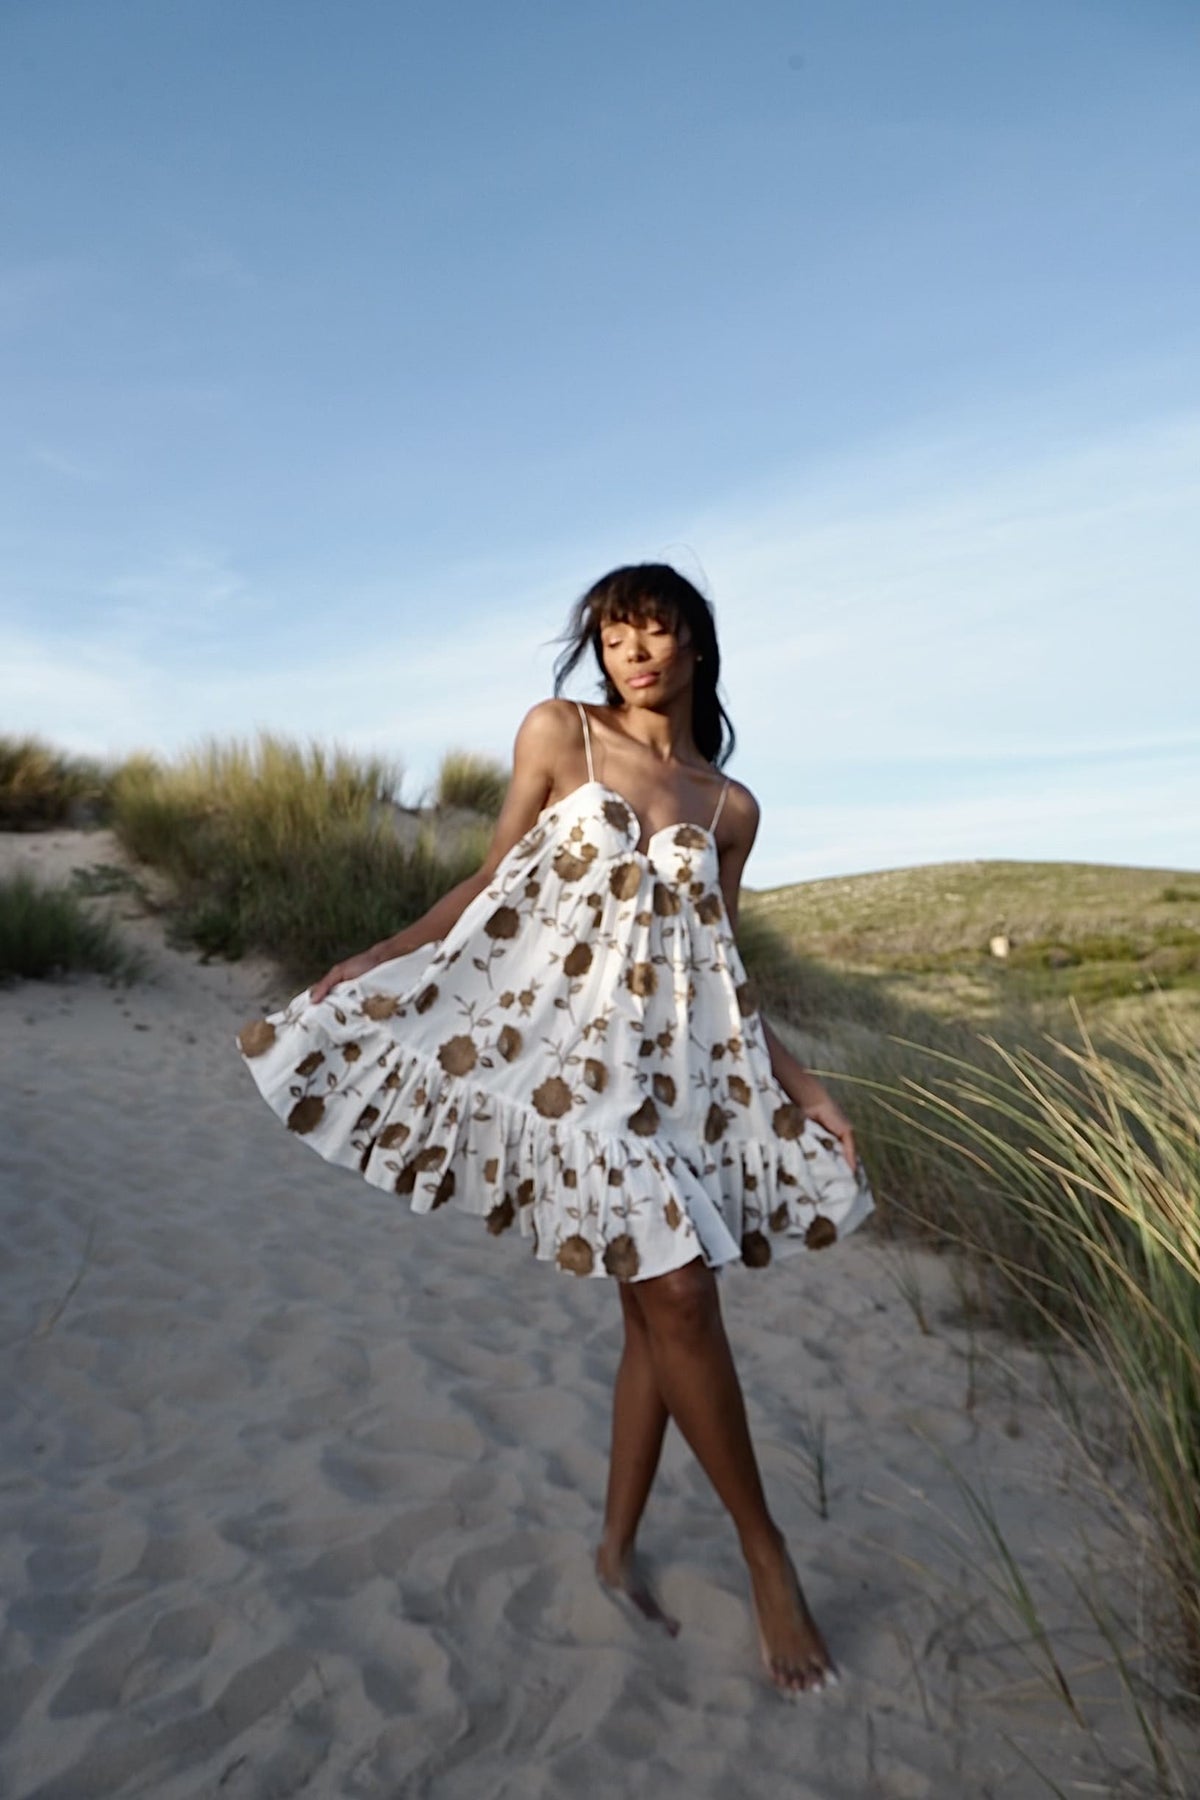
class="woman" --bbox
[239,563,875,1694]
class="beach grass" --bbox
[738,904,1200,1695]
[858,1004,1200,1694]
[0,870,140,983]
[0,734,112,830]
[435,749,509,818]
[109,734,404,870]
[108,733,490,984]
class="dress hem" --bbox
[237,980,876,1283]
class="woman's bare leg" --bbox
[595,1281,679,1634]
[630,1256,836,1693]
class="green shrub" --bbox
[0,735,111,828]
[0,871,139,982]
[109,733,489,986]
[435,749,509,818]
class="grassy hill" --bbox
[743,858,1200,1024]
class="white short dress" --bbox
[238,701,875,1280]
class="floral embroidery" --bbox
[628,1097,660,1135]
[557,1234,594,1274]
[361,993,400,1020]
[484,905,520,940]
[772,1102,805,1140]
[626,962,657,998]
[553,845,597,882]
[287,1095,324,1134]
[741,1230,771,1267]
[603,1233,641,1279]
[238,1018,276,1057]
[437,1035,477,1076]
[704,1102,729,1143]
[532,1075,573,1119]
[563,942,593,977]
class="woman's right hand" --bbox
[310,948,383,1005]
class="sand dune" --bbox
[0,829,1188,1798]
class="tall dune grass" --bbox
[741,911,1200,1689]
[111,735,402,870]
[435,748,509,817]
[858,1004,1200,1690]
[109,734,490,984]
[0,735,111,829]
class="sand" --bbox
[1,829,1189,1799]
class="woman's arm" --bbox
[310,699,577,1002]
[717,787,859,1172]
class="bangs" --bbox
[594,590,684,633]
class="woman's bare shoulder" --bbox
[512,696,582,761]
[720,777,761,848]
[508,698,593,795]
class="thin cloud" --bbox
[174,246,259,293]
[699,407,1197,772]
[0,257,99,332]
[29,447,103,482]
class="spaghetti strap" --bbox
[709,777,731,834]
[574,700,596,784]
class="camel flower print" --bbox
[532,1076,573,1119]
[484,905,521,940]
[563,942,593,978]
[626,962,657,998]
[239,1018,276,1057]
[438,1035,478,1077]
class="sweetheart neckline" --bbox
[535,779,719,858]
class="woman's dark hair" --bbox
[552,563,736,768]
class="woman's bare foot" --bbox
[595,1541,680,1637]
[745,1535,837,1694]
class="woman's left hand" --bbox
[794,1071,859,1174]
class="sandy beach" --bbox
[1,828,1185,1799]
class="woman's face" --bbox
[600,613,695,706]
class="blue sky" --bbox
[2,0,1197,884]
